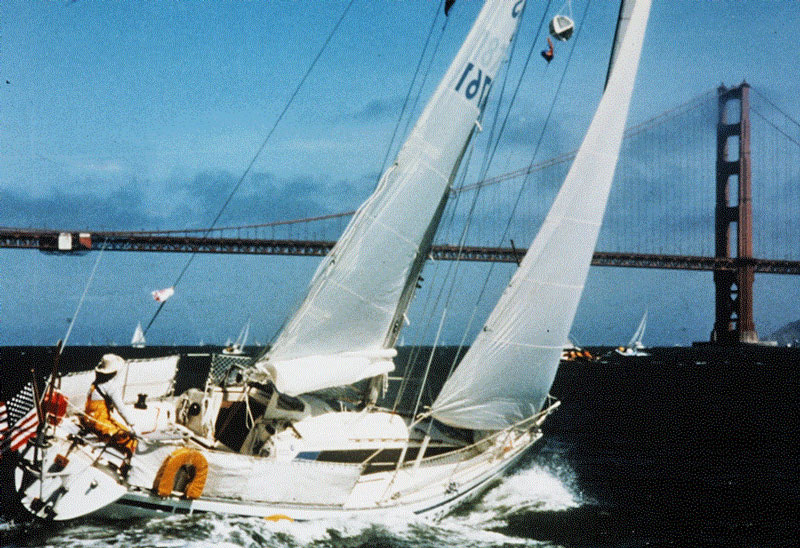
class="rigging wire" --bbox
[392,129,481,412]
[378,1,447,176]
[143,0,357,337]
[391,121,479,411]
[441,0,595,387]
[61,241,108,351]
[396,0,561,412]
[433,0,575,380]
[398,13,452,157]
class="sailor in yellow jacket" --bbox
[81,354,139,456]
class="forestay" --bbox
[258,0,529,396]
[432,0,652,430]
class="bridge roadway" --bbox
[2,228,799,274]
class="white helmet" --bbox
[95,353,124,375]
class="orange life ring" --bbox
[153,448,208,499]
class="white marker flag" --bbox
[152,287,175,303]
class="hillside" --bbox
[770,319,800,346]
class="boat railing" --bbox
[361,396,561,493]
[407,396,561,469]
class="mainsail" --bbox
[432,0,651,430]
[605,0,636,89]
[258,0,528,396]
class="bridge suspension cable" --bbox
[2,87,798,272]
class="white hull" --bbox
[15,400,556,523]
[94,434,537,522]
[614,348,650,357]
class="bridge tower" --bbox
[711,82,758,344]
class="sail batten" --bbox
[432,0,652,430]
[257,0,528,396]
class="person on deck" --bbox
[81,353,139,456]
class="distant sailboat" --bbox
[615,310,650,356]
[131,322,146,348]
[223,320,250,355]
[562,337,595,362]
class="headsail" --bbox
[432,0,651,430]
[258,0,528,396]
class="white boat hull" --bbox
[14,415,544,523]
[94,431,539,522]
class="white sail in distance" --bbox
[131,322,145,348]
[432,0,652,430]
[258,0,529,396]
[627,310,647,348]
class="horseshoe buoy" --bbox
[153,448,208,499]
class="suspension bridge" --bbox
[2,83,799,343]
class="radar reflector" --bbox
[549,15,575,41]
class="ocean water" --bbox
[1,345,797,547]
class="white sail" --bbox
[627,310,647,348]
[432,0,651,430]
[605,0,636,89]
[131,322,145,348]
[258,0,528,396]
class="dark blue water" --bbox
[1,345,798,547]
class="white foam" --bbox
[486,463,581,512]
[439,454,582,533]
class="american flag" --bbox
[0,382,39,456]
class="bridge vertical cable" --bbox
[750,88,800,262]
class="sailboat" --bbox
[13,0,651,521]
[131,322,146,348]
[615,310,650,357]
[222,321,250,355]
[562,337,595,362]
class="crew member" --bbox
[81,354,139,456]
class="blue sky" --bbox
[2,0,799,347]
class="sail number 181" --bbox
[455,63,492,107]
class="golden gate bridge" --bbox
[3,84,800,343]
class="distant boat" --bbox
[222,321,250,355]
[131,322,146,348]
[615,310,650,357]
[561,338,595,362]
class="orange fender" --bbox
[153,448,208,499]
